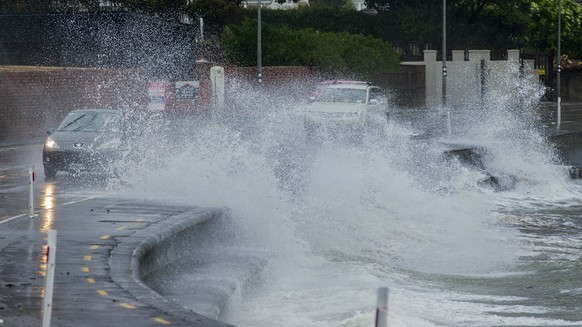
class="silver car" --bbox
[42,109,122,179]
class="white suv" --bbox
[304,81,389,139]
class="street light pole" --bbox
[557,0,562,132]
[442,0,447,108]
[443,0,451,136]
[257,0,263,88]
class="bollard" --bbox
[557,97,562,133]
[42,230,57,326]
[42,229,57,327]
[28,165,36,218]
[375,287,389,327]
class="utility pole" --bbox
[557,0,562,132]
[443,0,451,136]
[442,0,447,108]
[257,0,263,89]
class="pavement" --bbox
[0,197,236,327]
[539,102,582,135]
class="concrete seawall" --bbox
[109,206,235,326]
[111,205,272,325]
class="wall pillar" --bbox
[452,50,465,62]
[424,50,438,108]
[507,49,520,62]
[468,50,490,62]
[210,66,225,119]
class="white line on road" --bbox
[0,197,94,226]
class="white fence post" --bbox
[42,229,57,327]
[375,287,389,327]
[210,66,225,119]
[28,165,36,218]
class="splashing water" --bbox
[111,71,582,326]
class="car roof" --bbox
[320,80,368,85]
[68,108,120,114]
[325,83,374,90]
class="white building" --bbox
[242,0,309,9]
[351,0,366,11]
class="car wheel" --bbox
[44,166,56,180]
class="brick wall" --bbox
[0,64,321,143]
[195,63,321,108]
[224,65,320,101]
[0,66,147,142]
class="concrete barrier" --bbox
[110,207,235,326]
[110,206,273,325]
[133,208,220,280]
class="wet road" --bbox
[2,103,582,326]
[0,140,232,327]
[0,142,44,221]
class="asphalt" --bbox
[0,197,235,327]
[1,102,582,327]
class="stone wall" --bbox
[198,64,321,102]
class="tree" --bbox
[526,0,582,59]
[221,18,400,80]
[186,0,243,36]
[361,0,582,59]
[0,0,106,12]
[123,0,187,17]
[309,0,353,11]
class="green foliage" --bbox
[123,0,187,15]
[241,7,438,58]
[244,0,582,60]
[526,0,582,58]
[3,0,581,60]
[309,0,353,11]
[221,17,400,80]
[186,0,243,36]
[0,0,110,12]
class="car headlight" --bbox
[45,137,59,149]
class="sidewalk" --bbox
[0,197,233,327]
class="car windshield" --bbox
[57,111,120,133]
[317,88,366,103]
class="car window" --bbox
[317,88,366,103]
[370,88,382,100]
[369,88,386,103]
[58,112,120,133]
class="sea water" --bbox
[113,79,582,326]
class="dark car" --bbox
[43,109,122,179]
